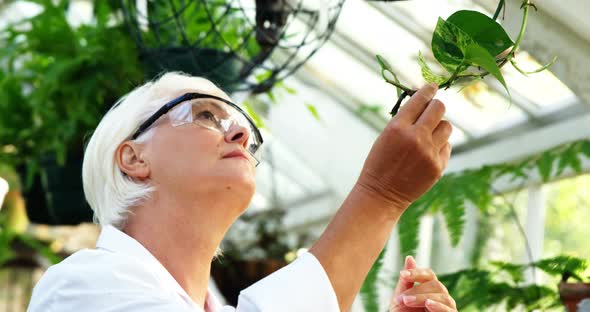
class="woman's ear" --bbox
[116,141,150,180]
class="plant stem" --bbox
[439,63,466,89]
[383,79,415,95]
[493,0,505,21]
[508,0,530,56]
[390,90,409,116]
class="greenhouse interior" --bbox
[0,0,589,311]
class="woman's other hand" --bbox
[390,256,457,312]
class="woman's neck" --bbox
[123,192,239,308]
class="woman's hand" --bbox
[356,83,452,214]
[390,256,457,312]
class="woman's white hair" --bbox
[82,72,230,229]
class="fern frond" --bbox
[533,255,588,281]
[360,246,387,312]
[398,199,430,258]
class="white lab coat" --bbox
[28,225,340,312]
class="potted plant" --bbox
[0,0,145,224]
[560,274,590,312]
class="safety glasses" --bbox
[131,93,264,166]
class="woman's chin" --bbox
[219,171,255,194]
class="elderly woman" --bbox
[28,73,456,312]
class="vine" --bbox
[376,0,555,116]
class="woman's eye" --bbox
[196,110,217,121]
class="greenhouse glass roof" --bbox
[3,0,589,224]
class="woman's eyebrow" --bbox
[199,99,230,117]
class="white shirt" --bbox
[28,225,339,312]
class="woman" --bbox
[28,72,456,312]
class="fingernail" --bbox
[395,295,403,305]
[400,270,410,278]
[430,82,439,90]
[426,299,434,306]
[403,295,416,304]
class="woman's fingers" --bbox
[399,267,438,283]
[401,280,449,296]
[416,99,446,131]
[394,256,418,296]
[398,293,456,309]
[432,120,453,149]
[425,298,457,312]
[396,83,439,124]
[440,142,451,170]
[391,265,458,312]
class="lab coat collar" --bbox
[96,225,222,312]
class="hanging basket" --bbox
[141,47,242,93]
[120,0,345,93]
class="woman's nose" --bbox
[224,124,250,148]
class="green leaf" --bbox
[276,81,296,95]
[242,101,265,129]
[376,54,402,97]
[94,0,111,27]
[431,17,474,72]
[266,91,277,105]
[536,151,554,183]
[357,104,382,116]
[534,256,588,281]
[18,233,62,265]
[490,261,525,283]
[437,176,466,246]
[398,198,430,258]
[376,54,393,72]
[447,10,514,57]
[255,71,272,83]
[463,43,509,95]
[556,144,582,175]
[305,103,321,122]
[360,246,387,312]
[581,141,590,159]
[418,51,448,85]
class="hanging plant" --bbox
[376,0,555,116]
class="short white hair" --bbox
[82,72,230,229]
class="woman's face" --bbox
[143,100,257,215]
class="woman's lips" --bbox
[223,150,249,161]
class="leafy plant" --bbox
[399,139,590,258]
[0,211,61,267]
[439,255,589,311]
[0,0,145,184]
[358,137,590,310]
[376,0,555,116]
[359,254,588,312]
